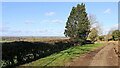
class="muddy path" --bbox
[66,43,118,66]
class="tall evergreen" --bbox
[64,3,90,44]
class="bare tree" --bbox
[88,14,98,25]
[88,14,103,36]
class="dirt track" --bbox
[66,43,118,66]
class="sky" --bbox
[1,2,118,36]
[2,0,119,2]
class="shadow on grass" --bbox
[2,39,93,68]
[2,40,76,68]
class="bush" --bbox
[88,28,98,43]
[99,36,105,41]
[112,30,120,41]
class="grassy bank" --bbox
[23,43,106,66]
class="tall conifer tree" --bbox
[64,3,90,44]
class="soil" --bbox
[65,43,118,66]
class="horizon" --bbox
[1,36,66,37]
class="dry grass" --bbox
[1,37,69,43]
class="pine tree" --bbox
[64,3,90,44]
[64,7,76,38]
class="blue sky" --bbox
[2,2,118,36]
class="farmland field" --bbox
[1,37,108,68]
[1,37,69,43]
[1,37,73,68]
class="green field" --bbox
[23,43,106,66]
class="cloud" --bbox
[59,28,65,33]
[24,30,34,33]
[11,30,22,33]
[45,12,55,16]
[110,24,118,30]
[114,24,118,29]
[36,29,48,33]
[41,20,49,23]
[103,24,118,35]
[104,9,111,14]
[41,19,63,24]
[24,20,33,24]
[0,26,9,32]
[3,22,9,24]
[52,19,62,23]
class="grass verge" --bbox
[22,43,106,66]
